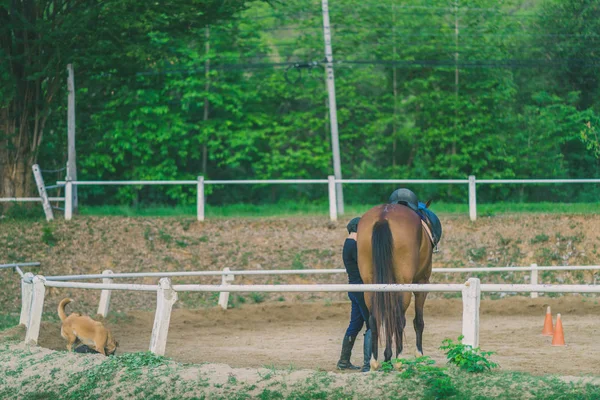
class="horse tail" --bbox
[371,219,404,349]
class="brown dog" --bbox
[58,298,118,356]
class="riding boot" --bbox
[361,329,372,372]
[336,335,360,370]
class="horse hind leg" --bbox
[413,291,428,356]
[369,315,380,371]
[394,292,410,359]
[384,335,393,362]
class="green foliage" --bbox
[531,234,550,244]
[249,292,266,304]
[381,356,458,399]
[0,314,20,332]
[41,225,57,247]
[62,352,168,399]
[4,0,600,206]
[440,336,499,373]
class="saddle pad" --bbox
[417,202,442,246]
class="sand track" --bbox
[23,296,600,376]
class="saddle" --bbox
[388,190,442,250]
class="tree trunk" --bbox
[1,1,59,200]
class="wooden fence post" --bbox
[197,176,205,222]
[25,275,46,345]
[218,267,235,310]
[468,175,477,222]
[530,264,539,299]
[32,164,54,221]
[461,277,480,348]
[328,175,337,222]
[65,179,73,221]
[149,278,177,356]
[19,272,35,327]
[97,270,114,317]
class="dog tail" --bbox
[58,298,73,321]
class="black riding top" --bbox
[342,239,363,285]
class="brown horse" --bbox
[357,203,433,370]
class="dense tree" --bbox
[0,0,263,199]
[3,0,600,206]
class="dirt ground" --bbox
[2,214,600,315]
[22,296,600,377]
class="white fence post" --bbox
[197,176,205,222]
[65,179,73,221]
[32,164,54,221]
[328,175,337,222]
[468,175,477,222]
[218,267,235,310]
[530,264,539,299]
[461,277,480,348]
[25,275,46,345]
[149,278,178,356]
[97,270,114,317]
[19,272,35,327]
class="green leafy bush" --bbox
[440,336,498,373]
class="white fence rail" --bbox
[19,275,600,358]
[0,262,41,278]
[34,264,600,315]
[48,176,600,222]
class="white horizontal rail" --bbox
[0,197,64,202]
[173,283,465,292]
[43,265,600,281]
[45,269,344,281]
[0,262,41,269]
[58,180,197,185]
[57,179,328,185]
[43,281,158,291]
[477,179,600,184]
[337,179,469,184]
[206,179,328,184]
[42,281,600,294]
[481,284,600,293]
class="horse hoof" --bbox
[394,361,403,372]
[415,350,424,358]
[370,359,379,371]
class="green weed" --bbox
[250,292,266,304]
[530,234,550,244]
[41,225,57,247]
[0,314,20,331]
[440,336,498,373]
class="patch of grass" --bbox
[467,247,486,261]
[292,254,305,270]
[249,293,266,304]
[0,314,20,331]
[41,225,57,247]
[227,373,238,385]
[530,233,550,244]
[1,203,44,220]
[158,230,172,243]
[175,239,188,248]
[69,201,600,219]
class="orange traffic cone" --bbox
[551,313,566,346]
[542,306,554,336]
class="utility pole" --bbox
[67,64,78,212]
[321,0,344,215]
[202,25,210,176]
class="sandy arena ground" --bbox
[29,296,600,376]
